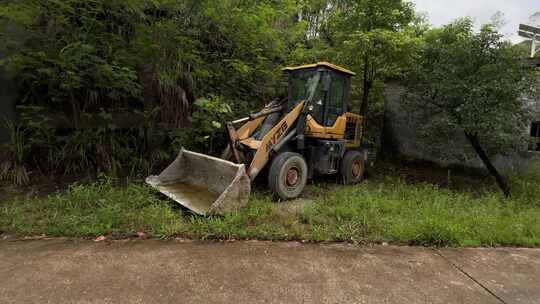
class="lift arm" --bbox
[247,101,305,180]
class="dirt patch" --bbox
[278,197,313,214]
[371,159,495,195]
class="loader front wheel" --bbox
[268,152,308,201]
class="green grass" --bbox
[1,165,539,247]
[301,179,540,246]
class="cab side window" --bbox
[325,74,345,126]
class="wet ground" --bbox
[1,239,539,304]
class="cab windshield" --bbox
[288,70,321,110]
[287,67,348,127]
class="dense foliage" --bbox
[2,0,317,128]
[0,0,307,181]
[0,0,421,183]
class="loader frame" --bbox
[148,62,367,215]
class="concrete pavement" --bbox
[0,239,539,304]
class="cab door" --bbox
[323,72,348,127]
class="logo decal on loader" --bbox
[266,121,288,153]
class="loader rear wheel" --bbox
[341,150,365,185]
[268,152,308,201]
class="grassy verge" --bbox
[1,165,539,247]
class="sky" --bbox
[412,0,540,43]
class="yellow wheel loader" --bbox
[147,62,366,215]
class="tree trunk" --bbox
[464,132,510,197]
[70,93,80,129]
[360,79,371,116]
[360,58,372,117]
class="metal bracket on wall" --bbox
[519,24,540,58]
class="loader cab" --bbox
[283,62,354,127]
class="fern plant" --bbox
[0,119,30,185]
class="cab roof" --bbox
[282,62,356,76]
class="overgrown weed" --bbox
[1,165,539,247]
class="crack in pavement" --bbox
[433,248,508,304]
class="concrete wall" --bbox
[383,80,539,174]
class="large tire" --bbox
[268,152,308,201]
[340,150,365,185]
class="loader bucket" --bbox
[146,149,251,215]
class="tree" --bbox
[284,0,423,117]
[529,11,540,27]
[404,19,537,197]
[490,11,507,30]
[330,0,420,116]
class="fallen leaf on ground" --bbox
[94,236,106,242]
